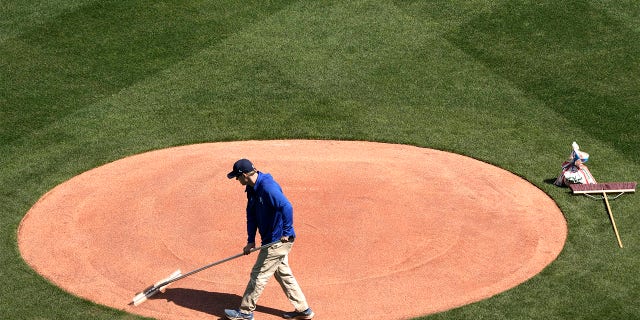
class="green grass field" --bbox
[2,1,639,319]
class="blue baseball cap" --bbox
[227,159,255,179]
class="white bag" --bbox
[554,142,597,187]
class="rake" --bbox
[130,241,280,306]
[570,182,636,248]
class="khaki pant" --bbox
[240,242,309,313]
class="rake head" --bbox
[570,182,636,194]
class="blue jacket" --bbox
[245,172,295,245]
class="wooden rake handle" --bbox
[602,191,623,248]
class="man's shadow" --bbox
[150,287,285,319]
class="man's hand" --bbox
[243,242,256,255]
[280,236,290,243]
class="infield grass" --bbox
[1,0,639,319]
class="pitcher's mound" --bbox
[18,140,566,320]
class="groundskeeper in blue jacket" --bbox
[245,172,296,246]
[224,158,314,320]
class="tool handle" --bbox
[156,240,280,289]
[602,192,624,248]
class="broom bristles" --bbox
[570,182,637,194]
[130,269,181,306]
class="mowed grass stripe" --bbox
[0,0,296,147]
[448,1,640,162]
[1,1,639,319]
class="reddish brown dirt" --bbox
[18,140,567,320]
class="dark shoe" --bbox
[283,307,315,319]
[225,309,254,320]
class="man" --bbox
[224,159,314,320]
